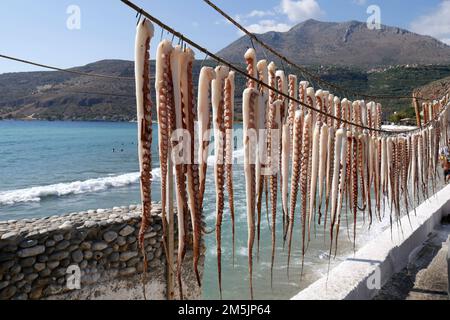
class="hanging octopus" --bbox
[197,67,216,210]
[300,112,312,273]
[224,71,236,265]
[211,65,229,299]
[155,39,174,276]
[268,100,281,287]
[286,109,304,276]
[243,88,259,300]
[182,48,203,288]
[134,19,154,298]
[169,46,189,299]
[256,59,269,259]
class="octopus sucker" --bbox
[286,109,304,276]
[224,71,236,266]
[155,39,174,275]
[243,88,259,299]
[134,19,154,299]
[211,65,230,299]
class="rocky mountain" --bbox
[2,19,450,121]
[217,19,450,68]
[1,59,450,121]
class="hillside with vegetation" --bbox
[1,60,450,122]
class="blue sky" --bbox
[0,0,449,74]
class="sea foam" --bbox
[0,170,159,206]
[0,146,246,206]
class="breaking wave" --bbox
[0,170,160,206]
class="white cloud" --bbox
[248,10,275,18]
[245,20,292,34]
[280,0,324,22]
[232,0,324,35]
[353,0,367,5]
[410,0,450,45]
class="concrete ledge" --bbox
[292,184,450,300]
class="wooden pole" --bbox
[166,146,175,300]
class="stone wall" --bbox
[0,203,203,300]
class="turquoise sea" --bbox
[1,120,438,299]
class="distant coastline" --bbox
[0,117,138,123]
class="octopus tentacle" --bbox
[281,123,290,245]
[256,59,269,259]
[317,123,329,224]
[170,46,189,299]
[197,67,216,210]
[134,19,154,299]
[334,129,350,256]
[182,48,203,287]
[329,127,347,259]
[243,88,259,299]
[268,100,281,287]
[308,118,321,243]
[155,40,174,276]
[300,112,312,274]
[245,49,257,89]
[212,65,230,299]
[276,70,288,238]
[286,109,303,276]
[224,71,236,266]
[351,135,358,250]
[283,74,298,244]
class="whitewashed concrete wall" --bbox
[292,183,450,300]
